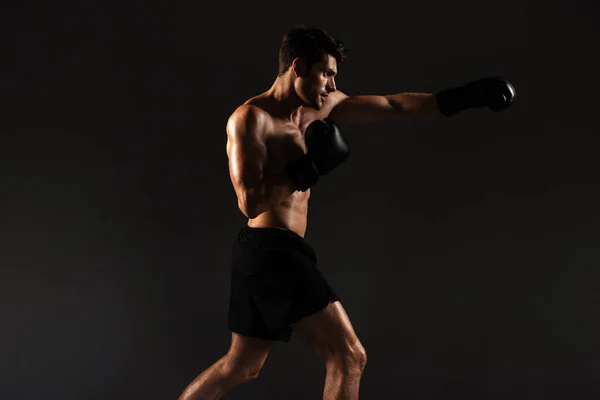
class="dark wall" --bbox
[4,1,600,399]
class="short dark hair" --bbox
[278,25,349,76]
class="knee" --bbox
[331,343,367,372]
[351,344,367,371]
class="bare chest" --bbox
[264,116,318,172]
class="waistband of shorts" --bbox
[237,225,316,260]
[239,226,305,243]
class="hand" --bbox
[305,118,350,175]
[436,77,516,117]
[284,118,350,191]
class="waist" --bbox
[233,224,318,267]
[240,225,306,244]
[248,208,307,238]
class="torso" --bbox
[242,95,324,238]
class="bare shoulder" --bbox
[315,90,349,120]
[226,104,271,140]
[330,90,349,106]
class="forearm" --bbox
[385,92,442,120]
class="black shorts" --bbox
[227,226,341,343]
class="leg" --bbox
[290,301,367,400]
[177,332,274,400]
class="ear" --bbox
[291,57,307,78]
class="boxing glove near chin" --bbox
[284,118,350,192]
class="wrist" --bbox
[436,86,468,117]
[283,153,319,192]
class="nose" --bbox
[326,77,336,93]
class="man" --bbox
[178,25,514,400]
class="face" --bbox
[294,54,337,110]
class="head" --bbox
[278,25,349,109]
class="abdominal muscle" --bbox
[247,188,311,238]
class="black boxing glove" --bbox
[284,118,350,192]
[436,77,516,117]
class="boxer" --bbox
[178,24,514,400]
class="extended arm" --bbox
[327,92,441,124]
[327,77,515,124]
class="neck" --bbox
[265,74,304,122]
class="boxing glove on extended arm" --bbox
[436,77,516,117]
[284,118,350,192]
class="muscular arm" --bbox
[326,91,442,124]
[226,106,298,219]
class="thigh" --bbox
[289,301,365,363]
[226,332,274,375]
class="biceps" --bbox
[328,95,394,124]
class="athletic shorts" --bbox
[227,226,341,343]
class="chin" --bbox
[312,97,324,110]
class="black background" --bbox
[4,1,600,399]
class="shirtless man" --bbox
[178,25,514,400]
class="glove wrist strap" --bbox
[284,154,320,192]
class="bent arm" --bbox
[226,106,298,219]
[327,91,441,124]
